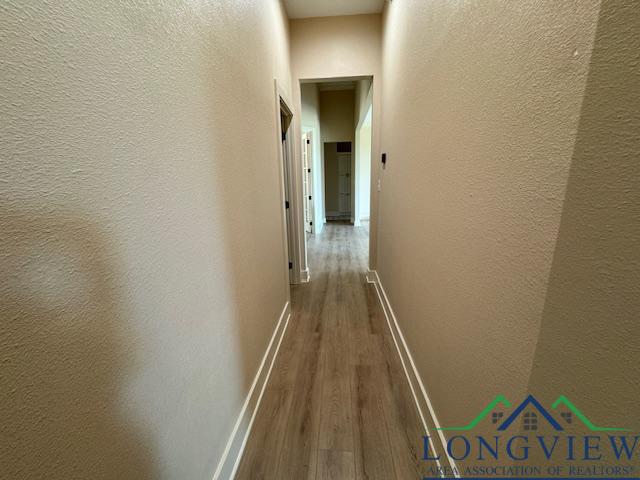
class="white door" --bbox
[338,153,351,215]
[302,133,314,233]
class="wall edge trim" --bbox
[366,270,460,477]
[212,301,292,480]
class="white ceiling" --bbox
[283,0,385,19]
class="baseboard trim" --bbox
[212,301,292,480]
[366,270,459,477]
[300,268,310,283]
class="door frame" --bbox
[274,80,308,284]
[302,131,315,234]
[354,83,374,227]
[337,151,352,218]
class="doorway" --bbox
[324,142,352,221]
[297,76,374,266]
[277,87,307,285]
[280,103,295,284]
[302,131,314,234]
[337,147,352,219]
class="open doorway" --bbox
[324,141,352,221]
[299,77,373,232]
[276,83,308,285]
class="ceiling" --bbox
[283,0,385,19]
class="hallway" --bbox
[236,223,426,479]
[2,1,639,478]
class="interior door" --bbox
[338,153,351,215]
[280,110,294,279]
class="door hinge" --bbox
[285,200,290,209]
[288,261,293,269]
[306,139,310,144]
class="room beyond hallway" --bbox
[236,223,426,479]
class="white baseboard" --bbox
[212,301,292,480]
[365,270,459,477]
[300,268,310,283]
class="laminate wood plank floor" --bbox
[236,223,428,480]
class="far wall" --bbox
[320,89,355,220]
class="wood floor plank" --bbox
[318,312,353,451]
[275,327,324,479]
[376,308,427,479]
[317,450,356,480]
[234,386,292,480]
[351,364,397,480]
[237,223,426,480]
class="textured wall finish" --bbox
[0,1,291,478]
[378,0,640,464]
[320,89,356,216]
[320,89,356,143]
[525,1,640,462]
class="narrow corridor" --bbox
[236,223,427,479]
[3,2,638,478]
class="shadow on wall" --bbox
[0,209,155,479]
[0,1,291,476]
[525,0,640,457]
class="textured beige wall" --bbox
[320,89,356,143]
[525,0,640,462]
[379,0,638,466]
[320,89,355,217]
[0,1,291,478]
[290,14,381,81]
[290,14,381,266]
